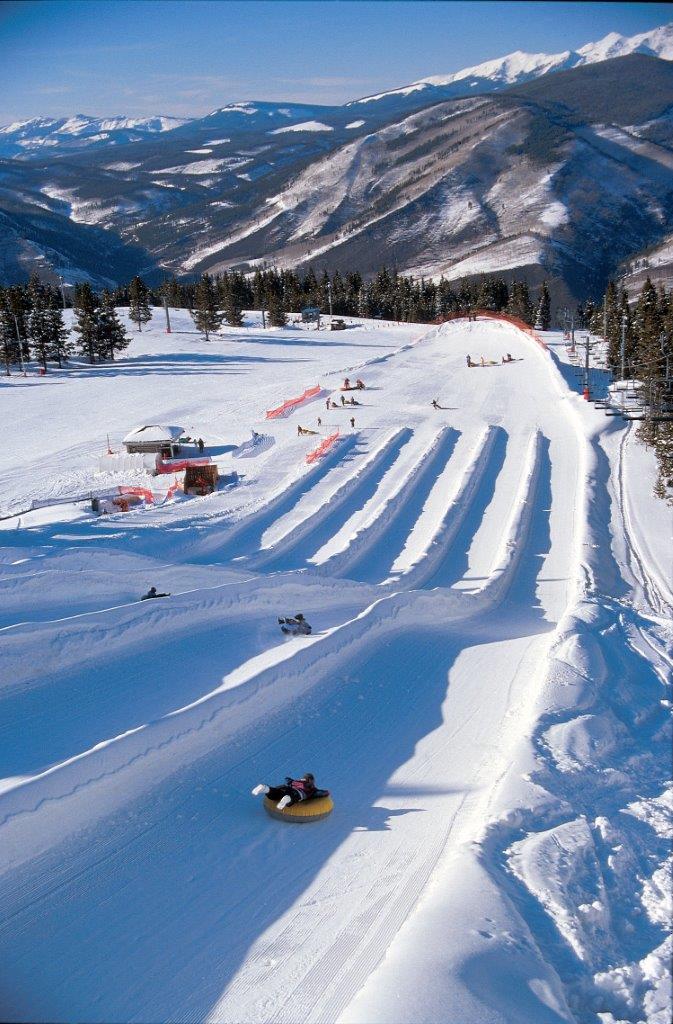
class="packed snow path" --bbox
[0,314,670,1024]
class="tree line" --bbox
[0,274,135,373]
[584,277,673,501]
[1,267,553,373]
[160,266,551,333]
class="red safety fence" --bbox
[434,310,548,350]
[306,430,340,464]
[156,456,212,475]
[165,477,183,501]
[118,485,155,504]
[266,385,322,420]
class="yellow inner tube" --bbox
[263,794,334,823]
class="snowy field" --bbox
[0,310,670,1024]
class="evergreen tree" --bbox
[191,274,224,340]
[5,285,29,361]
[72,282,99,363]
[252,269,266,312]
[302,267,319,308]
[161,276,182,308]
[537,281,551,330]
[218,273,245,327]
[632,277,662,389]
[97,289,130,360]
[0,289,21,374]
[603,281,622,369]
[507,281,533,324]
[27,283,51,371]
[458,279,475,315]
[618,288,636,380]
[266,284,288,327]
[476,276,497,311]
[358,284,373,319]
[45,301,72,368]
[128,276,152,332]
[492,278,509,312]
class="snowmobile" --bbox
[278,614,312,636]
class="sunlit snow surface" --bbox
[0,311,670,1024]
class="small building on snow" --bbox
[123,424,185,457]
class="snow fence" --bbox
[306,430,340,464]
[266,385,322,419]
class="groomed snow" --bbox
[0,311,669,1024]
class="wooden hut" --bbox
[123,425,185,457]
[184,464,219,495]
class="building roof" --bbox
[123,424,185,445]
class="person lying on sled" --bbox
[252,773,318,809]
[278,613,312,635]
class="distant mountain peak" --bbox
[349,21,673,105]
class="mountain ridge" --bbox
[1,30,672,302]
[3,22,672,156]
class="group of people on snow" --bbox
[466,353,515,368]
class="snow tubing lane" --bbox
[263,795,334,822]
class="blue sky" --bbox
[0,1,670,122]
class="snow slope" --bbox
[0,312,670,1024]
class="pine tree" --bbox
[632,277,662,389]
[537,281,551,330]
[72,282,99,363]
[302,267,319,308]
[161,276,182,308]
[476,277,497,311]
[0,289,21,374]
[222,288,244,328]
[266,285,287,327]
[97,289,130,360]
[218,273,245,327]
[5,285,29,361]
[603,281,622,369]
[507,281,533,324]
[128,276,152,332]
[45,302,72,367]
[27,284,51,372]
[191,274,224,340]
[358,284,373,319]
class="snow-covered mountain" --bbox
[350,22,673,106]
[1,25,673,295]
[0,113,189,158]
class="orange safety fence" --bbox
[266,385,322,419]
[435,309,548,350]
[118,485,155,504]
[306,430,340,465]
[165,476,184,500]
